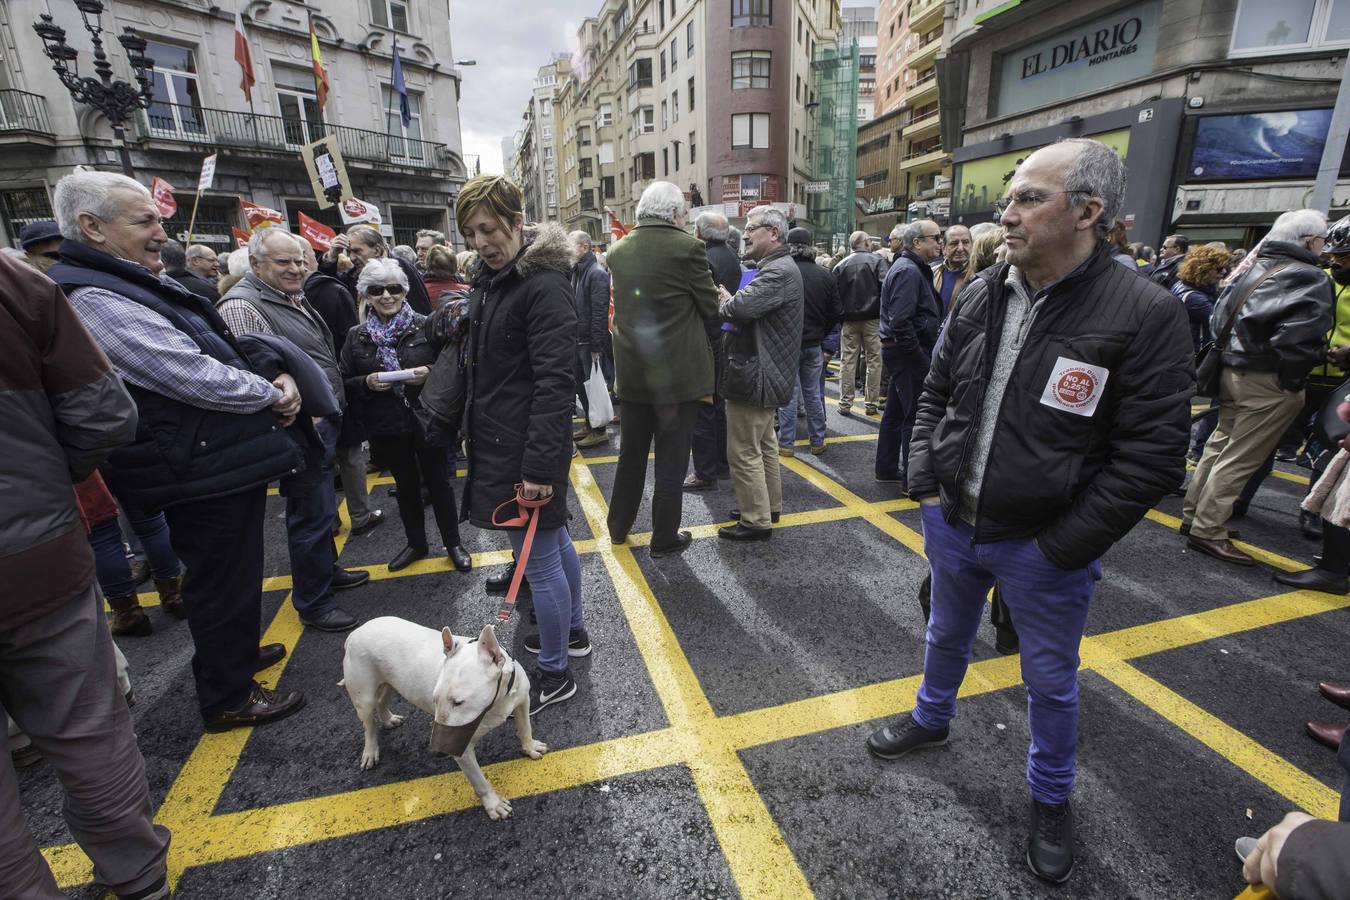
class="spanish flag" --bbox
[309,15,329,110]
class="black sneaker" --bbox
[529,668,577,716]
[119,874,170,900]
[1027,799,1075,883]
[866,713,949,759]
[523,628,592,658]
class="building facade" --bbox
[842,1,878,122]
[0,0,469,249]
[942,0,1350,247]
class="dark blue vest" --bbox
[51,241,304,510]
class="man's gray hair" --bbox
[968,222,998,242]
[160,239,187,269]
[248,227,300,261]
[391,244,418,267]
[695,211,730,241]
[416,228,447,244]
[1057,137,1127,238]
[347,225,385,249]
[356,257,409,295]
[897,221,927,250]
[1267,209,1328,243]
[186,243,215,262]
[888,223,906,242]
[727,226,742,253]
[747,206,787,243]
[636,181,687,222]
[849,230,869,250]
[568,229,593,251]
[53,170,152,242]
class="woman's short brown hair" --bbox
[425,244,456,278]
[455,175,524,238]
[1177,244,1230,290]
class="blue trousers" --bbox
[777,344,827,449]
[876,343,927,480]
[89,505,180,598]
[508,526,583,675]
[282,418,340,619]
[915,503,1099,804]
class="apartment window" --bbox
[582,189,595,210]
[580,158,593,178]
[731,0,772,27]
[634,106,655,134]
[671,90,679,122]
[597,103,614,127]
[671,39,678,70]
[661,99,668,129]
[380,85,425,160]
[602,176,616,199]
[1231,0,1350,55]
[628,58,653,89]
[732,113,770,149]
[274,65,323,148]
[797,17,803,43]
[659,0,666,29]
[689,132,696,164]
[732,51,771,89]
[662,147,669,176]
[688,76,695,111]
[687,22,695,55]
[795,74,802,102]
[660,51,667,81]
[145,41,206,138]
[578,125,591,145]
[370,0,410,32]
[542,126,552,140]
[637,152,656,179]
[674,142,680,169]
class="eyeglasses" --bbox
[994,190,1088,213]
[744,223,771,235]
[366,284,406,296]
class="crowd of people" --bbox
[3,135,1350,898]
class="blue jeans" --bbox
[89,506,181,598]
[777,344,826,448]
[508,526,584,675]
[283,418,341,619]
[915,503,1100,804]
[876,343,927,480]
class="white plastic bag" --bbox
[585,359,613,429]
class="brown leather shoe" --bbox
[155,575,186,619]
[203,684,306,733]
[255,643,287,673]
[107,593,152,637]
[1306,721,1348,749]
[1186,536,1256,566]
[1319,682,1350,712]
[1178,522,1240,540]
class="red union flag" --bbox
[232,227,250,249]
[298,212,336,251]
[240,199,284,232]
[150,177,177,218]
[605,207,629,243]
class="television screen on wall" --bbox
[1188,109,1332,180]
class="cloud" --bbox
[450,0,595,175]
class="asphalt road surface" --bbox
[19,373,1348,899]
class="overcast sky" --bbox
[450,0,596,175]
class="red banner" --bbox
[232,228,251,250]
[240,199,284,232]
[150,177,177,218]
[297,212,336,251]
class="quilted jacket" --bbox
[718,246,804,408]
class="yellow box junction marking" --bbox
[50,445,1349,895]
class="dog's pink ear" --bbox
[441,627,456,655]
[477,623,506,667]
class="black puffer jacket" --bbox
[339,311,445,439]
[908,243,1194,570]
[793,250,844,346]
[1215,240,1334,390]
[462,225,577,532]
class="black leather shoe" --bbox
[348,509,385,536]
[486,561,527,594]
[651,531,693,558]
[1301,510,1325,540]
[332,568,370,590]
[300,607,359,633]
[728,508,781,523]
[718,523,773,541]
[448,544,473,572]
[389,545,429,572]
[994,627,1020,656]
[1027,799,1075,884]
[866,713,948,759]
[203,684,306,733]
[1274,567,1350,594]
[255,642,287,672]
[683,475,716,491]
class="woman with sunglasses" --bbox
[339,257,472,573]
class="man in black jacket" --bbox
[832,231,887,415]
[1146,234,1188,289]
[685,210,742,489]
[569,230,613,449]
[779,227,842,455]
[864,139,1193,884]
[1182,209,1333,565]
[162,238,220,302]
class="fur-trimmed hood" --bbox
[515,224,574,279]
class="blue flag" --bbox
[391,41,410,128]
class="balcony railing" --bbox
[136,103,461,175]
[0,90,53,137]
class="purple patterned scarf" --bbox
[365,301,416,372]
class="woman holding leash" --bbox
[456,175,588,715]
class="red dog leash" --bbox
[489,484,553,623]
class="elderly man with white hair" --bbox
[604,181,721,556]
[1183,207,1335,565]
[50,170,308,734]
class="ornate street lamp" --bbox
[34,0,156,176]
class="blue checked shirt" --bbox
[68,284,281,414]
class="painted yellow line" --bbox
[1091,658,1341,819]
[578,431,879,467]
[780,456,927,558]
[1271,468,1310,486]
[1144,509,1308,572]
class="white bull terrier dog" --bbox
[340,618,547,820]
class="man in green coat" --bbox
[605,181,720,558]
